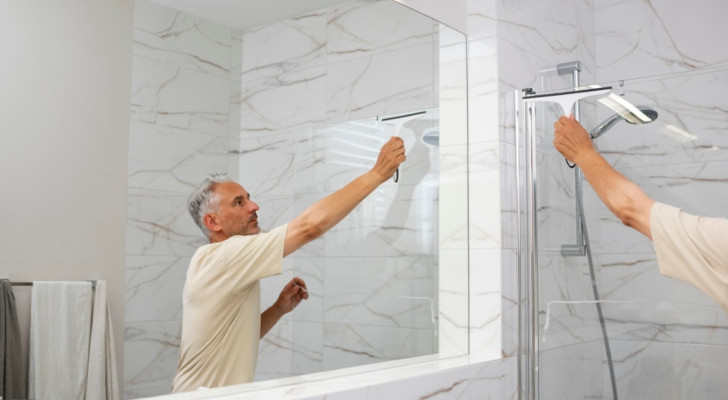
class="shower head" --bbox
[589,107,658,139]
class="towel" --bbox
[85,280,120,400]
[29,281,93,400]
[1,279,27,399]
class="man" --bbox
[172,136,406,392]
[553,115,728,314]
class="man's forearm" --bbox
[260,305,285,338]
[576,150,655,239]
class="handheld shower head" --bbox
[589,107,658,139]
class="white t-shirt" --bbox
[650,202,728,314]
[172,224,288,393]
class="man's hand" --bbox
[260,277,309,338]
[553,115,597,165]
[370,136,406,183]
[274,276,309,314]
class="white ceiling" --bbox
[148,0,350,30]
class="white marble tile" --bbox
[240,66,327,136]
[128,120,231,193]
[469,248,502,359]
[440,172,469,251]
[256,319,294,381]
[610,340,728,400]
[367,358,502,399]
[465,47,499,145]
[500,249,520,358]
[292,322,325,376]
[325,184,438,257]
[326,0,436,65]
[124,320,181,399]
[595,0,728,83]
[468,168,502,250]
[536,251,607,350]
[592,253,728,346]
[289,258,325,323]
[326,43,435,124]
[240,10,327,83]
[133,0,233,78]
[438,249,469,357]
[127,188,206,257]
[130,55,232,136]
[125,255,188,322]
[237,132,298,197]
[322,323,436,371]
[323,256,436,329]
[537,340,605,400]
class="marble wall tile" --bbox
[326,0,436,65]
[469,248,502,359]
[125,255,188,322]
[322,323,436,371]
[128,120,230,193]
[130,55,232,136]
[292,322,325,375]
[256,319,294,381]
[592,253,728,345]
[439,249,469,356]
[127,188,206,257]
[288,258,325,323]
[367,357,503,399]
[325,43,435,124]
[241,11,327,83]
[240,66,328,136]
[537,340,604,400]
[124,320,181,398]
[323,256,436,329]
[133,0,233,78]
[439,172,469,251]
[595,0,728,83]
[610,340,728,400]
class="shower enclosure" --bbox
[517,65,728,399]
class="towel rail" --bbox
[5,280,97,288]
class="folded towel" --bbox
[1,279,27,400]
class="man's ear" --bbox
[203,213,222,233]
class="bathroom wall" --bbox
[0,0,133,386]
[124,1,238,396]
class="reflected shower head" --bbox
[589,107,658,139]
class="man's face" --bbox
[212,181,261,238]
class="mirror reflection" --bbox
[125,0,468,397]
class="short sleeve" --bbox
[650,202,728,314]
[220,224,288,293]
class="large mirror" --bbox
[124,0,468,397]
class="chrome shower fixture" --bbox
[589,107,659,139]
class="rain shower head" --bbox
[589,107,658,139]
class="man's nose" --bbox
[249,201,260,211]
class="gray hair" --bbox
[188,173,231,237]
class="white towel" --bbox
[85,280,120,400]
[29,281,93,400]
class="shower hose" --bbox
[575,169,619,400]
